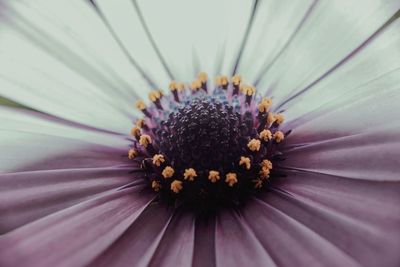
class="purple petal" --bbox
[215,210,276,266]
[0,186,154,267]
[0,106,131,173]
[256,170,400,267]
[283,130,400,181]
[147,210,195,267]
[242,197,361,267]
[0,166,140,233]
[88,204,174,267]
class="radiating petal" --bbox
[0,0,148,133]
[215,210,276,267]
[192,217,217,267]
[0,167,140,233]
[146,209,195,267]
[257,170,400,267]
[0,106,130,172]
[257,0,399,103]
[88,203,174,267]
[0,186,154,267]
[243,197,361,267]
[282,19,400,126]
[98,0,253,80]
[232,0,314,81]
[282,123,400,182]
[0,107,142,233]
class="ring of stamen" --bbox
[128,72,289,209]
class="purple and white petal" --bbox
[257,0,400,100]
[0,186,154,267]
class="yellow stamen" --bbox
[169,81,178,91]
[225,173,238,187]
[253,179,263,189]
[190,80,202,91]
[152,180,161,192]
[171,180,183,193]
[239,156,251,170]
[208,170,220,183]
[259,167,270,179]
[152,154,165,167]
[247,139,261,152]
[215,75,228,87]
[273,131,285,143]
[198,72,208,83]
[139,134,152,148]
[267,112,275,125]
[128,148,138,160]
[135,100,146,110]
[135,119,145,128]
[231,75,241,85]
[130,127,141,138]
[162,166,174,179]
[149,90,162,102]
[261,159,273,170]
[258,97,272,113]
[274,113,285,125]
[259,129,272,141]
[184,168,197,181]
[241,85,256,96]
[176,82,185,92]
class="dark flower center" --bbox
[128,73,289,210]
[158,97,246,173]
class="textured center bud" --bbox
[159,97,246,174]
[130,73,288,210]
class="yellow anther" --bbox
[239,156,251,170]
[208,170,220,183]
[149,90,162,102]
[273,131,285,143]
[253,179,263,189]
[231,75,242,85]
[135,100,146,110]
[259,167,270,179]
[184,168,197,181]
[135,119,145,128]
[169,81,178,91]
[261,159,273,170]
[258,97,272,113]
[130,126,141,138]
[198,72,208,83]
[190,80,202,91]
[152,154,165,167]
[241,85,256,96]
[274,113,285,125]
[162,166,174,179]
[139,134,152,148]
[171,180,183,193]
[128,148,138,160]
[259,129,272,141]
[176,82,185,92]
[152,180,161,192]
[225,173,238,187]
[267,112,276,125]
[215,75,228,86]
[247,139,261,152]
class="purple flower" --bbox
[1,1,400,267]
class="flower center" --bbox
[128,72,289,209]
[159,97,245,173]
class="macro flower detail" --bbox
[0,1,400,267]
[129,73,290,207]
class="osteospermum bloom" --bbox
[0,1,400,267]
